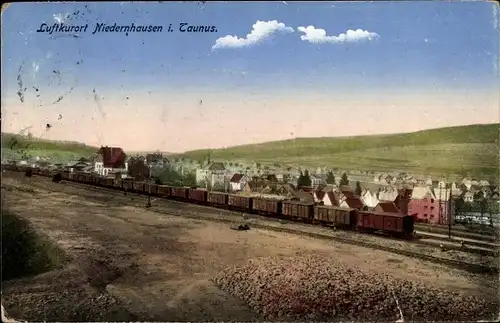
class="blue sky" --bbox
[1,1,499,151]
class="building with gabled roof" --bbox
[94,146,128,176]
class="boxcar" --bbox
[104,178,114,188]
[207,191,228,207]
[188,188,208,204]
[228,194,252,211]
[314,205,357,229]
[252,197,282,215]
[157,185,171,198]
[282,200,314,221]
[171,187,189,200]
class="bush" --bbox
[1,211,68,281]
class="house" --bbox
[66,160,90,173]
[94,146,128,177]
[462,191,474,203]
[462,178,473,190]
[229,173,248,192]
[394,188,413,216]
[196,162,229,189]
[479,180,490,187]
[374,202,401,214]
[243,180,267,193]
[146,153,169,166]
[339,197,365,210]
[290,190,314,203]
[310,174,327,187]
[316,191,337,206]
[378,186,399,202]
[437,180,447,188]
[408,186,441,224]
[360,189,379,208]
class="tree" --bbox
[326,171,336,185]
[355,181,362,196]
[339,173,349,186]
[297,170,304,187]
[303,169,312,187]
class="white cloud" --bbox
[53,13,70,24]
[212,20,294,50]
[297,26,379,44]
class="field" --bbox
[176,123,499,178]
[1,133,97,161]
[1,172,498,321]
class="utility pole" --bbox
[448,184,452,239]
[146,164,152,208]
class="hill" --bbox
[1,132,98,162]
[175,124,499,178]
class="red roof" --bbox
[342,190,355,198]
[315,190,326,200]
[344,197,364,209]
[230,173,245,183]
[375,202,401,213]
[98,147,126,168]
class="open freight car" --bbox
[228,194,253,211]
[282,200,314,221]
[157,185,171,198]
[356,211,414,237]
[314,205,357,229]
[252,196,282,216]
[207,191,228,208]
[144,183,159,196]
[188,188,208,204]
[171,187,189,200]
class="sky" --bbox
[1,1,499,152]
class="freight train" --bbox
[9,166,416,238]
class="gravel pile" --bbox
[213,255,496,321]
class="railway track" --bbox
[6,173,498,275]
[415,223,498,242]
[52,178,499,256]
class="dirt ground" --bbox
[1,174,498,321]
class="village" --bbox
[3,145,499,227]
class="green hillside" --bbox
[1,132,98,162]
[176,124,500,178]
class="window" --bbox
[431,199,435,203]
[424,214,428,217]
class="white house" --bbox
[310,174,327,187]
[94,161,128,176]
[378,186,399,202]
[229,173,248,192]
[463,191,474,203]
[360,189,379,208]
[196,162,229,189]
[316,191,337,206]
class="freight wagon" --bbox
[207,191,228,207]
[157,185,171,198]
[18,166,417,241]
[252,197,282,215]
[144,183,158,196]
[132,182,145,193]
[282,200,314,221]
[171,187,189,200]
[357,211,414,237]
[188,188,208,204]
[314,205,357,229]
[228,194,252,211]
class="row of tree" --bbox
[296,170,361,193]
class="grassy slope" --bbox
[176,124,499,178]
[1,133,98,161]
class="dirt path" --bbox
[2,174,497,321]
